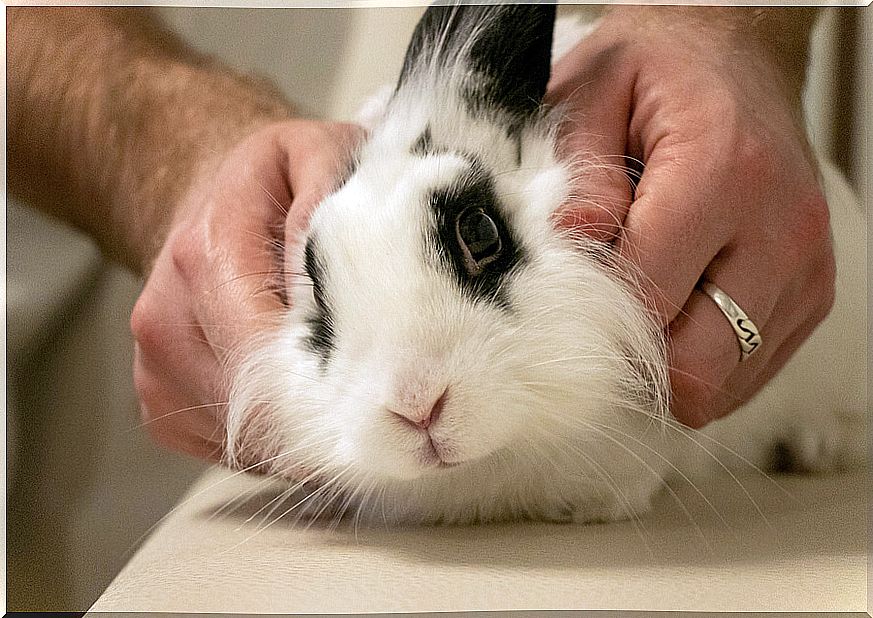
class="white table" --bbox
[89,466,868,613]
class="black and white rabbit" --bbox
[226,5,867,525]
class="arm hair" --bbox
[7,7,294,271]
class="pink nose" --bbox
[392,389,447,431]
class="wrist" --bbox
[601,6,817,102]
[125,61,294,272]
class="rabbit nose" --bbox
[391,388,447,430]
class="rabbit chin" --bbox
[332,433,476,482]
[325,396,521,482]
[305,415,666,525]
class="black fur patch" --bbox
[464,4,555,120]
[412,126,434,156]
[303,238,335,363]
[398,4,555,122]
[428,171,524,306]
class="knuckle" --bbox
[781,189,833,271]
[733,128,775,186]
[793,189,832,246]
[130,293,163,352]
[693,94,777,199]
[132,363,158,414]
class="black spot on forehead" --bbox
[303,237,335,364]
[428,169,525,307]
[411,126,434,156]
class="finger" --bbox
[279,122,366,300]
[191,122,362,367]
[139,392,225,460]
[667,255,783,427]
[144,409,224,461]
[133,235,230,458]
[133,346,225,461]
[135,347,225,433]
[723,318,821,417]
[283,122,365,244]
[132,277,227,447]
[179,148,296,362]
[616,147,734,325]
[546,34,635,243]
[192,122,362,324]
[284,122,364,205]
[667,287,743,428]
[709,279,830,421]
[700,243,782,339]
[667,261,774,427]
[669,229,831,427]
[133,246,226,396]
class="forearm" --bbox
[8,7,293,272]
[603,7,819,102]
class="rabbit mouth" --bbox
[417,437,461,470]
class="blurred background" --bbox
[6,5,870,611]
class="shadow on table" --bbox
[196,467,867,572]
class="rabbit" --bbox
[224,4,867,525]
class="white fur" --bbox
[225,13,867,525]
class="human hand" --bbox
[548,8,834,427]
[131,120,361,460]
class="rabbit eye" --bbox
[456,207,502,273]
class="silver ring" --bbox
[699,281,762,362]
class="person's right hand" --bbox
[548,8,833,428]
[131,119,361,462]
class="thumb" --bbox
[283,121,365,241]
[545,32,636,243]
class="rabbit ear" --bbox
[398,3,556,120]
